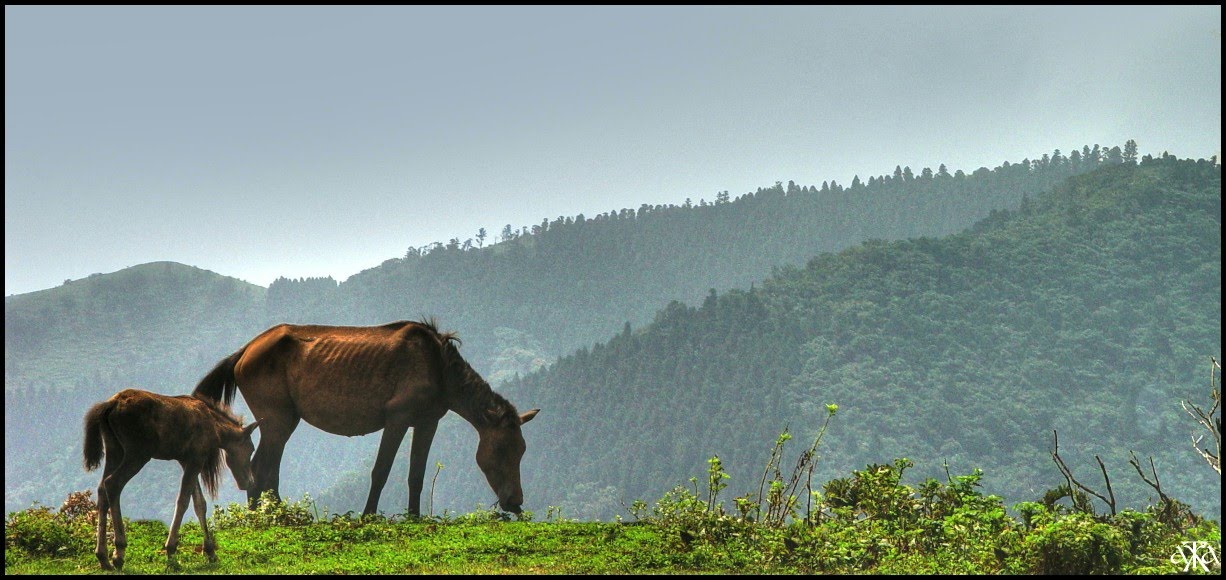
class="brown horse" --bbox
[83,389,260,570]
[192,319,539,516]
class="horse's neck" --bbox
[435,340,516,431]
[444,378,496,429]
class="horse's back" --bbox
[102,389,217,460]
[235,322,433,380]
[232,322,446,436]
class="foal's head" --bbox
[197,394,261,493]
[222,420,260,490]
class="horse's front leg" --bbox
[248,415,298,508]
[165,466,199,570]
[407,420,439,517]
[364,420,410,516]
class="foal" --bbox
[83,388,260,570]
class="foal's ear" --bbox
[519,409,540,425]
[242,419,262,438]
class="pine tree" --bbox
[1123,139,1138,164]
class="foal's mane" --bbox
[194,394,244,498]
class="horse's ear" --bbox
[242,419,261,437]
[519,409,540,425]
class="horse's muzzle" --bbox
[500,501,522,514]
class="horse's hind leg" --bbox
[191,481,217,562]
[94,430,124,569]
[101,454,149,571]
[94,474,114,569]
[165,466,199,569]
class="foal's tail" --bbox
[192,348,246,408]
[82,400,113,472]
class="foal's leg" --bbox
[407,420,439,517]
[101,455,150,571]
[165,466,200,569]
[364,420,410,516]
[191,483,217,562]
[94,478,112,570]
[94,431,124,569]
[94,468,117,569]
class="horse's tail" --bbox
[82,400,112,472]
[192,347,245,408]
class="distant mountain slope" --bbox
[507,156,1222,520]
[5,261,267,391]
[335,148,1106,375]
[4,144,1157,518]
[4,263,269,514]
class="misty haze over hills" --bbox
[4,145,1221,524]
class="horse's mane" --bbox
[199,394,244,426]
[413,316,461,346]
[415,318,519,427]
[196,394,244,498]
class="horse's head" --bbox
[476,408,539,513]
[223,420,261,491]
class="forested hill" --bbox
[4,262,266,392]
[330,145,1124,379]
[4,263,268,518]
[3,142,1177,519]
[507,156,1222,521]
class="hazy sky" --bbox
[5,6,1221,296]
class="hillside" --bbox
[3,143,1175,519]
[334,146,1110,376]
[4,261,267,391]
[507,156,1222,520]
[4,263,268,514]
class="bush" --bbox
[4,502,92,558]
[212,491,318,529]
[1023,512,1128,574]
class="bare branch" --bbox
[1050,430,1116,515]
[1094,455,1117,516]
[1128,450,1171,505]
[1181,357,1221,475]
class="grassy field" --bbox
[5,515,790,575]
[6,470,1221,576]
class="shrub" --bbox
[1023,512,1128,574]
[212,491,318,529]
[4,502,92,558]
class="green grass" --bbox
[7,494,1221,575]
[4,516,791,575]
[7,428,1221,575]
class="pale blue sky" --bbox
[5,5,1221,296]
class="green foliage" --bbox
[4,466,1220,575]
[628,417,1220,575]
[4,502,92,560]
[1022,512,1128,574]
[212,491,318,529]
